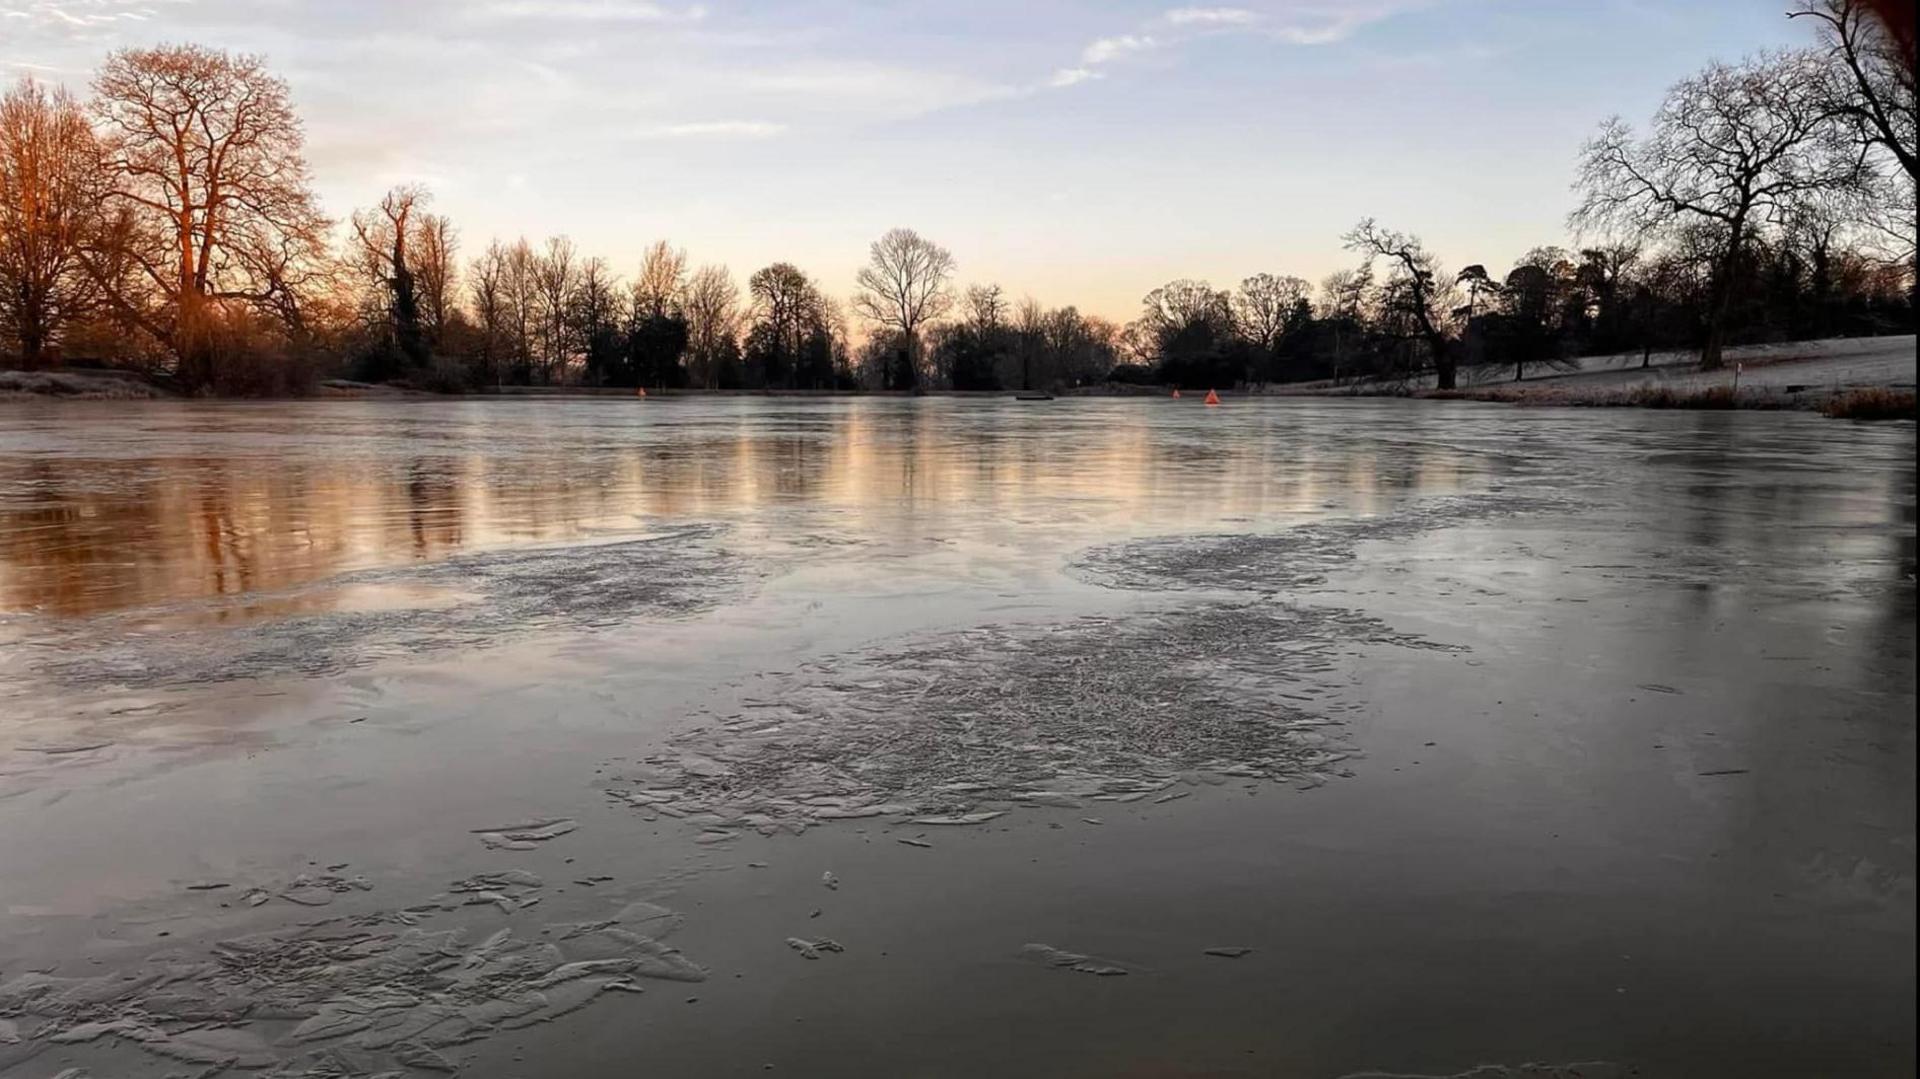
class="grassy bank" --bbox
[0,369,171,400]
[1820,388,1919,420]
[1412,382,1915,419]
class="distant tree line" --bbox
[0,0,1912,394]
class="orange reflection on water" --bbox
[0,398,1470,618]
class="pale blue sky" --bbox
[3,0,1810,319]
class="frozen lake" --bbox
[0,397,1913,1077]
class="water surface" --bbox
[0,398,1911,1078]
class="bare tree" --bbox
[632,240,688,319]
[0,78,103,367]
[533,235,576,383]
[747,261,819,389]
[683,263,739,389]
[1317,265,1373,385]
[965,283,1006,333]
[572,255,622,384]
[1231,274,1304,351]
[1791,0,1917,181]
[1858,170,1919,269]
[466,240,509,384]
[1233,273,1310,381]
[1571,50,1858,368]
[815,294,853,388]
[852,227,954,390]
[1137,279,1232,336]
[89,45,328,386]
[1014,295,1047,391]
[350,186,421,281]
[1042,306,1116,387]
[412,212,457,344]
[237,211,338,340]
[1343,220,1461,387]
[505,238,538,380]
[352,184,428,369]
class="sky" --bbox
[2,0,1813,321]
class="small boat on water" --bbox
[1014,392,1055,401]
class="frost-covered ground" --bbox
[1283,334,1916,400]
[0,369,167,400]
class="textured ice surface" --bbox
[602,492,1575,838]
[607,601,1449,835]
[1336,1059,1635,1067]
[1020,943,1130,976]
[1073,492,1576,594]
[0,875,702,1078]
[26,526,743,688]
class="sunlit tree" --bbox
[0,78,103,367]
[90,45,328,386]
[412,212,457,345]
[351,184,430,376]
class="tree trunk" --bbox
[1699,221,1745,372]
[1699,302,1728,371]
[16,287,48,368]
[175,290,215,390]
[20,327,47,370]
[893,332,919,392]
[1429,336,1457,391]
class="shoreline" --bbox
[1358,383,1917,419]
[5,333,1913,418]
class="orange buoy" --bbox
[636,387,648,398]
[1171,389,1182,399]
[1203,389,1220,407]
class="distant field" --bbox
[1281,335,1917,405]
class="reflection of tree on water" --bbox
[0,400,1902,629]
[1864,439,1916,686]
[403,458,462,556]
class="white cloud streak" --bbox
[1081,33,1158,65]
[0,0,174,31]
[1052,2,1416,91]
[468,1,704,23]
[1164,7,1259,26]
[640,119,786,138]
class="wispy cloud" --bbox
[1265,7,1391,45]
[0,0,175,32]
[1164,7,1259,26]
[1081,33,1159,65]
[737,62,1018,120]
[639,119,786,139]
[468,0,705,23]
[1,58,79,72]
[1052,2,1416,91]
